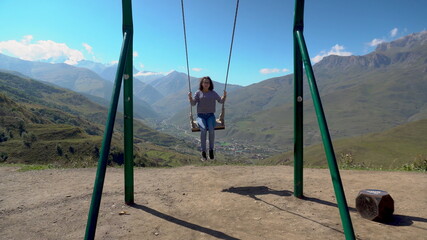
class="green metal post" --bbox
[84,30,132,240]
[293,0,304,198]
[295,30,356,240]
[122,0,134,205]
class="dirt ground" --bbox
[0,165,426,240]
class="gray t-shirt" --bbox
[191,90,224,114]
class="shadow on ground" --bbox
[222,186,424,229]
[221,186,292,199]
[130,203,241,240]
[382,215,427,229]
[129,186,425,240]
[222,186,350,236]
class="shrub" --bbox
[69,146,75,154]
[56,145,63,156]
[108,147,124,166]
[402,155,427,172]
[413,154,427,171]
[339,152,354,168]
[22,132,37,148]
[339,152,365,169]
[0,152,8,162]
[402,163,414,171]
[0,128,9,142]
[92,146,100,159]
[18,121,26,136]
[134,154,150,167]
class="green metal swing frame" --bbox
[84,0,356,239]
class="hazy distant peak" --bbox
[376,30,427,52]
[315,31,426,71]
[134,71,164,77]
[315,52,392,70]
[165,70,187,78]
[166,70,180,75]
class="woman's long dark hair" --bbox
[199,76,214,91]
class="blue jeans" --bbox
[197,113,216,152]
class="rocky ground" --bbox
[0,165,426,240]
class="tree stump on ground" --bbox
[356,189,394,222]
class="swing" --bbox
[180,0,240,132]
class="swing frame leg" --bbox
[293,0,355,239]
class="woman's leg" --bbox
[206,114,216,151]
[196,116,208,152]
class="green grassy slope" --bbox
[227,59,427,148]
[0,71,188,145]
[0,72,199,167]
[0,92,99,165]
[261,119,427,170]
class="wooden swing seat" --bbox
[191,119,225,132]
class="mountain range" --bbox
[0,53,243,119]
[0,54,113,99]
[0,71,199,166]
[0,53,162,119]
[1,31,426,167]
[172,31,427,151]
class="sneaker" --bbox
[209,150,214,159]
[201,151,207,161]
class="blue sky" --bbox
[0,0,426,86]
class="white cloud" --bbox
[22,35,33,44]
[0,35,84,65]
[390,28,398,37]
[311,55,324,64]
[259,68,289,74]
[82,43,93,54]
[311,44,352,63]
[192,68,202,72]
[110,60,119,65]
[139,63,145,69]
[133,51,138,57]
[368,38,385,47]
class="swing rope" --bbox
[181,0,191,94]
[220,0,240,124]
[224,0,239,92]
[180,0,196,127]
[181,0,240,130]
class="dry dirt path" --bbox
[0,165,426,240]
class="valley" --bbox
[1,31,426,171]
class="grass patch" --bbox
[18,164,55,171]
[0,163,56,171]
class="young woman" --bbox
[188,76,227,161]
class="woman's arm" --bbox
[188,91,198,106]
